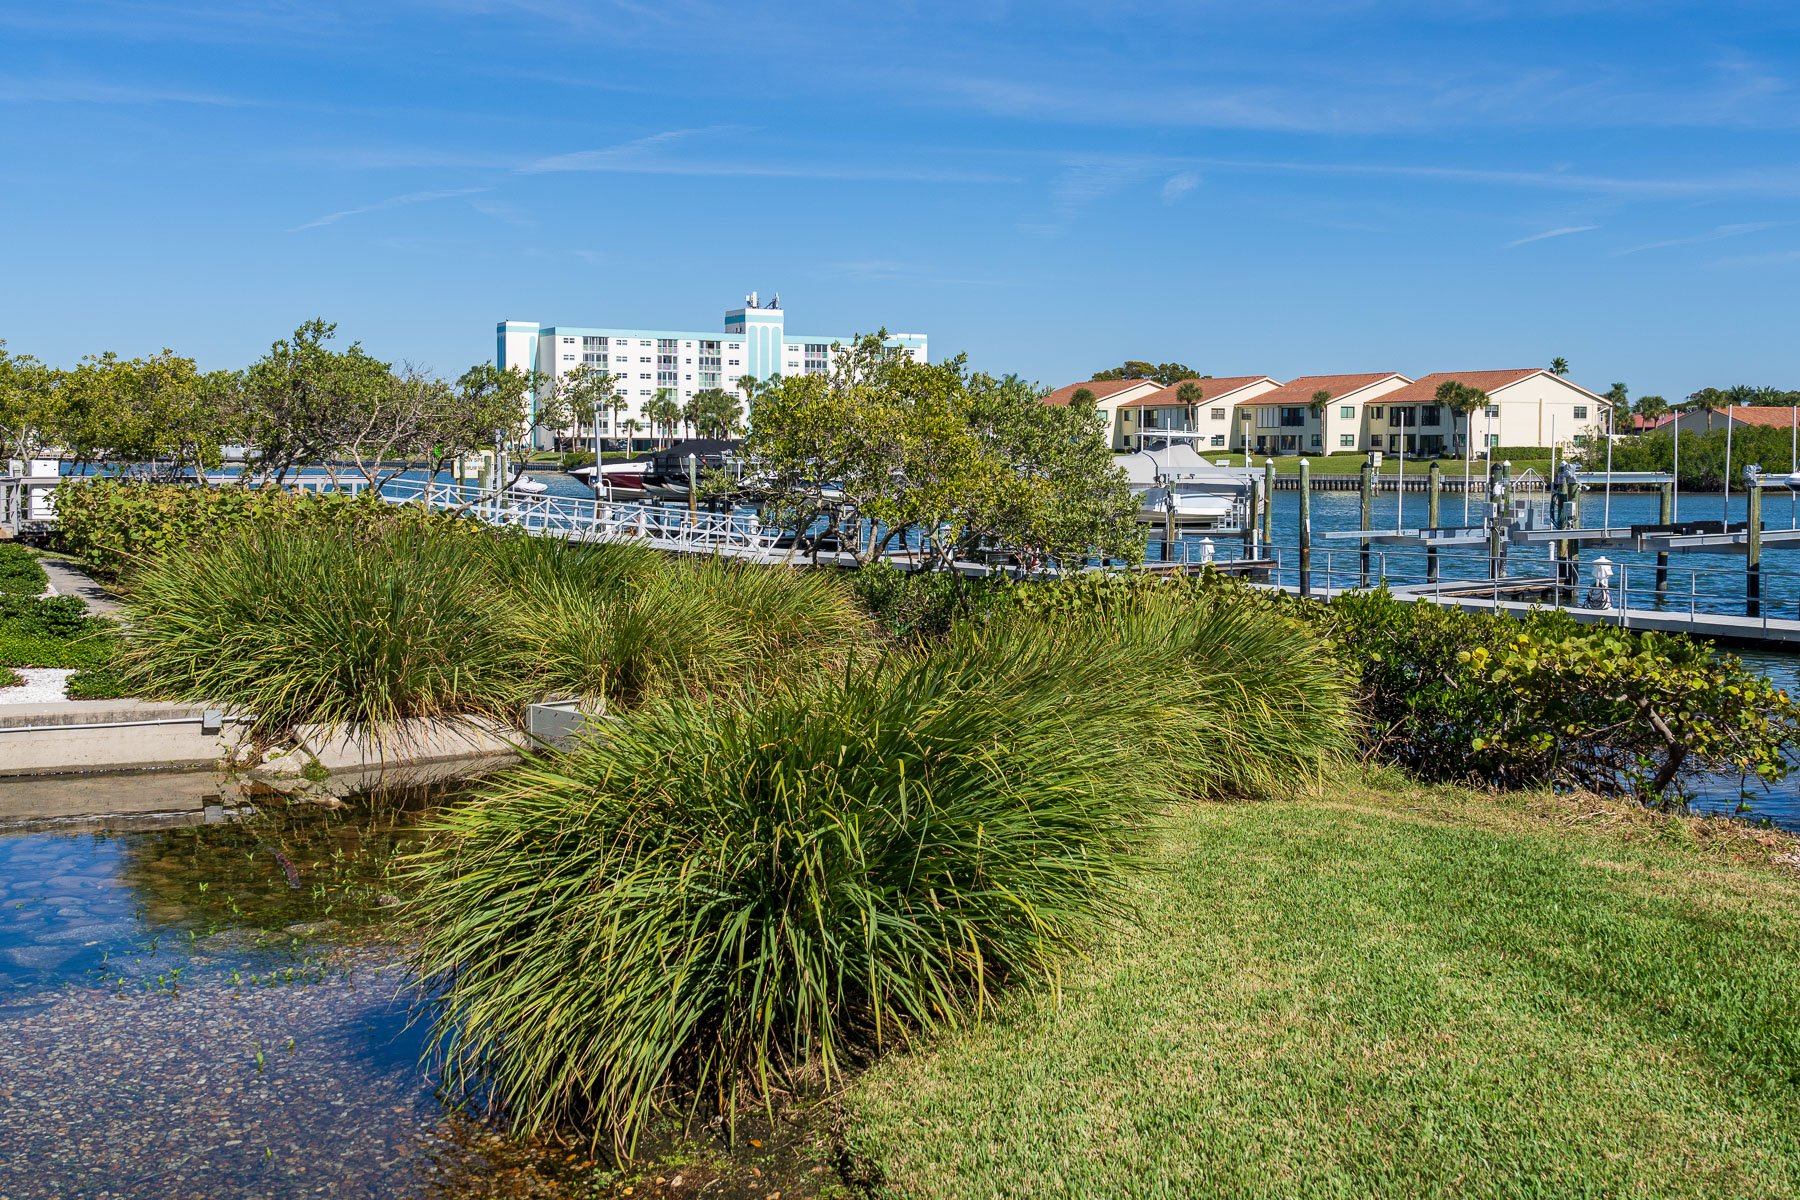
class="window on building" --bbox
[561,354,574,362]
[1488,433,1501,447]
[1486,405,1500,418]
[582,336,605,349]
[1340,434,1356,448]
[639,340,652,347]
[1368,406,1383,419]
[1573,405,1588,419]
[1420,406,1440,426]
[1239,410,1252,421]
[562,337,575,345]
[1339,405,1355,419]
[1211,434,1226,447]
[727,358,741,367]
[1311,433,1322,447]
[1369,435,1382,447]
[1210,407,1227,420]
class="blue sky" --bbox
[3,1,1798,401]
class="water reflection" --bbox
[0,782,597,1199]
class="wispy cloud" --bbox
[1617,221,1786,255]
[1161,172,1200,203]
[0,76,248,105]
[291,186,491,231]
[1508,224,1597,247]
[1020,160,1152,235]
[519,127,1013,183]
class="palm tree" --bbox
[1175,381,1204,430]
[620,417,642,452]
[643,390,682,447]
[1550,357,1570,376]
[1688,387,1727,431]
[1307,390,1331,453]
[1436,379,1491,521]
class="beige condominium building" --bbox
[1047,367,1611,455]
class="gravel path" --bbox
[0,668,73,705]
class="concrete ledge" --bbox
[287,716,521,774]
[0,701,255,776]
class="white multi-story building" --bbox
[498,291,927,449]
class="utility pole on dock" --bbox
[1299,457,1313,596]
[1747,466,1764,618]
[1359,455,1374,587]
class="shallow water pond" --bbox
[0,785,601,1199]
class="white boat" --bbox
[507,474,549,495]
[1120,438,1251,528]
[573,457,651,499]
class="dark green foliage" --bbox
[0,592,118,669]
[65,666,131,700]
[848,562,1013,641]
[1607,424,1797,490]
[409,594,1352,1152]
[0,542,49,595]
[1302,590,1798,801]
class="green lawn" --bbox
[845,774,1800,1199]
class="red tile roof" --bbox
[1379,369,1548,403]
[1234,372,1408,406]
[1117,376,1278,409]
[1685,406,1800,429]
[1629,412,1678,432]
[1042,378,1158,407]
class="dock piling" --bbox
[1655,480,1672,596]
[1426,461,1441,583]
[1262,458,1275,549]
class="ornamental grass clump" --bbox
[121,523,526,731]
[409,596,1351,1152]
[499,538,871,708]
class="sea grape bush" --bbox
[52,479,474,581]
[1307,589,1798,803]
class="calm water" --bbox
[0,785,598,1199]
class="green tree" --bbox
[1550,357,1570,376]
[0,341,62,463]
[743,335,1141,570]
[1634,394,1670,421]
[1092,362,1202,387]
[1687,387,1729,431]
[56,350,233,478]
[237,319,392,484]
[686,387,742,438]
[554,366,619,459]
